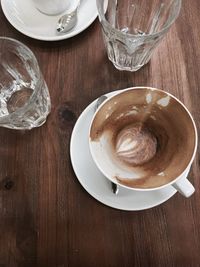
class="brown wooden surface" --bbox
[0,1,200,267]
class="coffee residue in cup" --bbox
[115,123,157,166]
[90,89,196,189]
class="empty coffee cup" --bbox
[33,0,69,15]
[89,87,198,198]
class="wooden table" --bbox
[0,1,200,267]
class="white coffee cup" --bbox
[33,0,69,15]
[89,87,198,198]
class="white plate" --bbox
[70,91,177,211]
[1,0,97,41]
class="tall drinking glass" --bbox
[96,0,182,71]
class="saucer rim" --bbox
[70,90,177,211]
[1,0,98,41]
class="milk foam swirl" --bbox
[115,123,157,165]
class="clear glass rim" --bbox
[0,37,42,119]
[96,0,182,39]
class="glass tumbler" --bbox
[96,0,182,71]
[0,37,51,130]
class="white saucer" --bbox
[1,0,97,41]
[70,91,177,211]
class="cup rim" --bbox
[0,37,42,119]
[33,0,69,15]
[89,86,198,191]
[96,0,182,39]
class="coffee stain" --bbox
[115,123,157,166]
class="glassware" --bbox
[0,37,51,130]
[96,0,182,72]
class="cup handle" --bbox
[172,178,195,198]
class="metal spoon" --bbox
[57,0,81,33]
[95,95,119,195]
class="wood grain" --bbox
[0,1,200,266]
